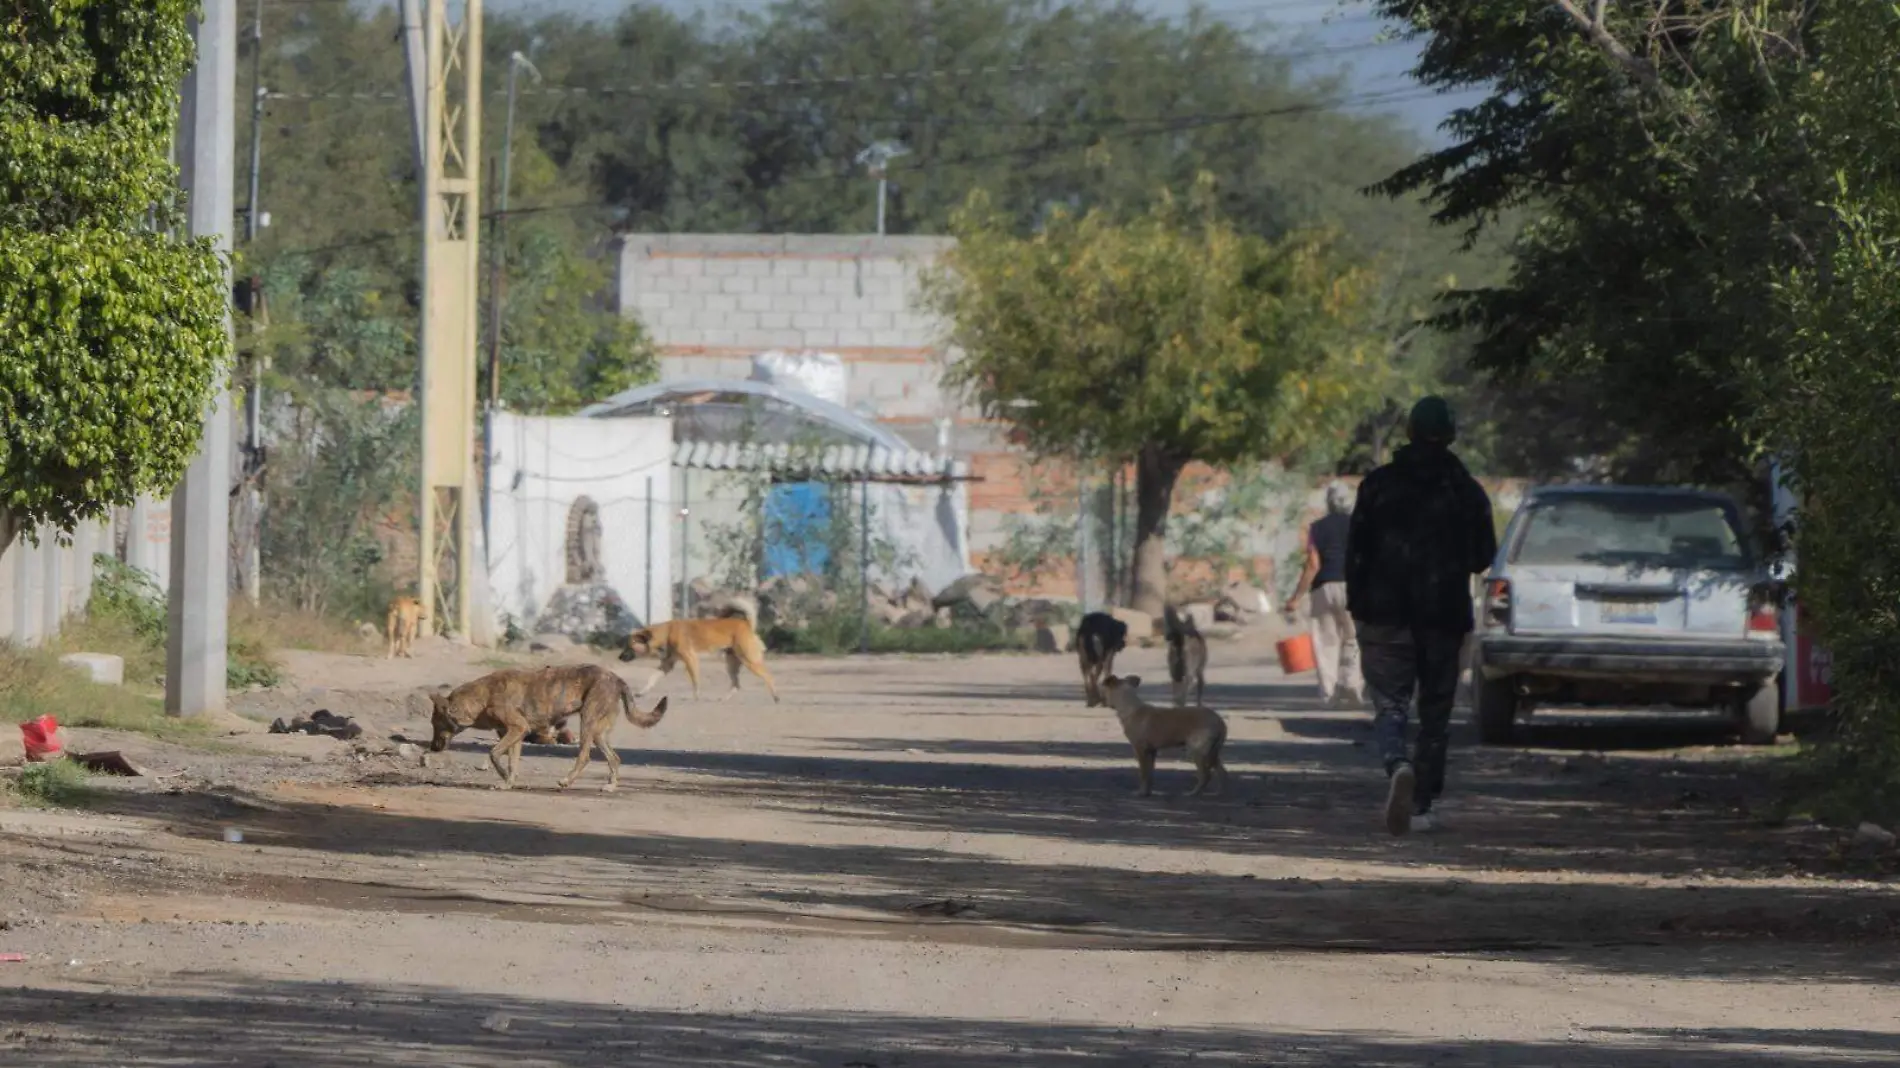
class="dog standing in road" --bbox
[429,664,668,791]
[620,617,781,703]
[386,595,427,659]
[1102,674,1228,798]
[1163,605,1208,708]
[1075,611,1128,707]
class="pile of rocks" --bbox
[750,574,842,630]
[531,582,638,644]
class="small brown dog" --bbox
[386,595,427,659]
[1162,605,1208,707]
[1102,674,1228,798]
[620,617,780,703]
[429,664,667,790]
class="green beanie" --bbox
[1407,395,1456,444]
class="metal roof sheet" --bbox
[672,441,973,482]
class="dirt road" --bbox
[2,637,1896,1065]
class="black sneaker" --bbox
[1385,763,1416,836]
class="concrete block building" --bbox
[615,234,991,456]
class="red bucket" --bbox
[20,715,63,762]
[1276,633,1317,675]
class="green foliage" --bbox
[89,555,167,648]
[256,258,415,391]
[483,229,659,414]
[245,0,1460,389]
[1765,210,1900,818]
[932,179,1378,468]
[8,758,91,808]
[1369,0,1822,485]
[0,0,230,530]
[929,178,1377,612]
[260,389,417,620]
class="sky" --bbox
[475,0,1483,145]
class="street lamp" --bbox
[855,140,910,236]
[482,49,541,568]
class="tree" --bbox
[0,1,230,536]
[928,179,1377,615]
[1754,2,1900,816]
[481,227,658,415]
[1369,0,1825,486]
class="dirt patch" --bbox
[2,637,1896,1065]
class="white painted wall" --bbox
[486,413,676,631]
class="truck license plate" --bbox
[1600,600,1658,625]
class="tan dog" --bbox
[619,617,780,703]
[385,595,427,659]
[429,664,667,790]
[1101,674,1228,798]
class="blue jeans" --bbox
[1358,623,1465,813]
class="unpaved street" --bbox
[2,638,1896,1065]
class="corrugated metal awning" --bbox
[673,441,976,483]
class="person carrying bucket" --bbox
[1283,481,1363,708]
[1347,396,1496,837]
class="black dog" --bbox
[1076,611,1129,707]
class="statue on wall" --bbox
[565,497,604,585]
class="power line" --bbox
[262,35,1410,103]
[261,83,1442,262]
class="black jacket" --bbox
[1346,443,1497,632]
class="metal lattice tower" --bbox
[406,0,482,637]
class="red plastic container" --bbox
[20,715,63,762]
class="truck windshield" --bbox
[1511,494,1750,571]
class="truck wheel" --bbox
[1736,680,1781,746]
[1476,673,1520,746]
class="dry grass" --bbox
[0,644,209,744]
[52,610,167,690]
[231,599,377,656]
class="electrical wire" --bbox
[262,33,1410,102]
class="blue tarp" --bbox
[762,482,831,578]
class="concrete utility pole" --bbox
[482,50,539,565]
[407,0,483,639]
[168,0,237,716]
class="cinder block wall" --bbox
[617,234,964,447]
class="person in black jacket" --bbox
[1347,396,1497,836]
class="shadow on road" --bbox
[2,977,1895,1067]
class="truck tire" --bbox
[1736,679,1781,746]
[1476,672,1520,746]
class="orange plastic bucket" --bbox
[1276,633,1317,675]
